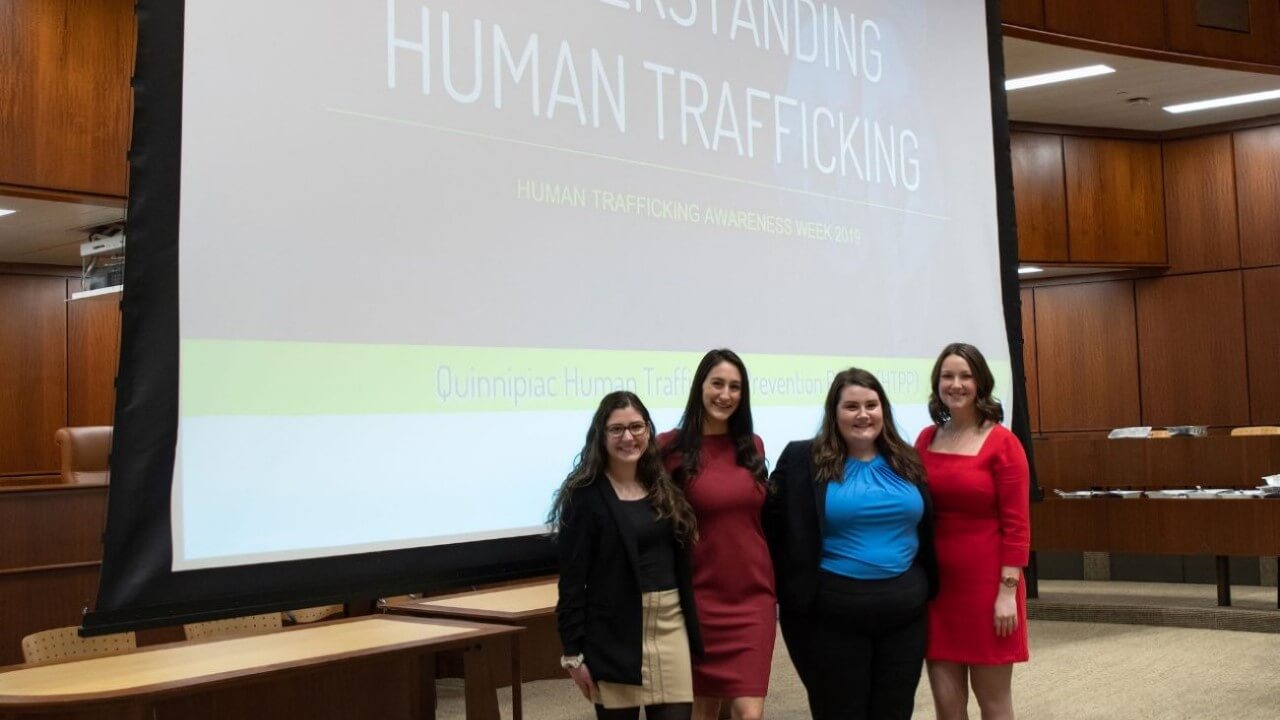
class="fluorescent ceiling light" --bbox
[1164,88,1280,114]
[1017,266,1044,275]
[0,208,15,217]
[1005,64,1115,91]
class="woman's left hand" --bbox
[993,590,1018,637]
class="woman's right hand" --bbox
[568,662,597,701]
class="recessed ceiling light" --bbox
[1017,266,1044,275]
[1005,64,1115,91]
[0,208,15,218]
[1163,88,1280,114]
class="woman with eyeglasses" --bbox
[551,391,703,720]
[765,368,938,720]
[659,349,774,720]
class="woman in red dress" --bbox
[659,349,774,720]
[914,343,1030,720]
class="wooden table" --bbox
[388,579,560,696]
[0,615,519,720]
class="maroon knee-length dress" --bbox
[659,432,776,698]
[916,423,1031,665]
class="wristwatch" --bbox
[560,654,585,669]
[1000,575,1020,588]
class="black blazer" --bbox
[555,476,703,685]
[763,439,939,615]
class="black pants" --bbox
[780,565,928,720]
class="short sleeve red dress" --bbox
[658,431,776,698]
[915,423,1030,665]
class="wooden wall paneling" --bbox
[1001,0,1045,28]
[1243,266,1280,424]
[1064,137,1167,264]
[1234,124,1280,267]
[1241,436,1280,482]
[0,564,100,667]
[1135,272,1250,427]
[0,0,135,197]
[1020,288,1040,432]
[1162,134,1241,273]
[0,275,68,474]
[0,484,107,572]
[1097,438,1149,487]
[1043,0,1167,49]
[1011,133,1069,262]
[1145,436,1248,488]
[1033,281,1142,431]
[67,292,121,427]
[1165,0,1280,65]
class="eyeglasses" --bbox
[605,422,649,439]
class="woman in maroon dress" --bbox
[914,343,1030,720]
[659,349,774,720]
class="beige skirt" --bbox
[594,589,693,709]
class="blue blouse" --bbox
[820,455,924,580]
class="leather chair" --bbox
[22,626,136,664]
[54,426,113,484]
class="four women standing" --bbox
[556,345,1031,719]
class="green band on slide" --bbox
[181,340,1012,416]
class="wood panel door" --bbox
[0,275,67,474]
[1064,137,1166,265]
[1234,124,1280,267]
[1034,281,1141,431]
[0,0,135,197]
[1165,0,1280,65]
[1162,134,1240,274]
[68,291,121,427]
[1002,0,1045,28]
[1044,0,1166,49]
[1010,133,1069,263]
[1021,288,1040,432]
[1243,267,1280,424]
[1135,272,1250,427]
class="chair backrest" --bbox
[54,426,113,483]
[1230,426,1280,436]
[22,626,136,664]
[183,612,283,641]
[283,605,344,625]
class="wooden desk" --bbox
[0,616,518,720]
[1031,435,1280,607]
[389,579,560,701]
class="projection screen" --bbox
[88,0,1030,632]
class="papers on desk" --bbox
[1254,485,1280,497]
[1053,490,1144,499]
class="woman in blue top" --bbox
[764,368,938,720]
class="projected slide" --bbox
[175,0,1011,570]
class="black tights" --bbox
[594,702,692,720]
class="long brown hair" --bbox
[811,368,926,486]
[927,342,1004,425]
[548,391,698,543]
[662,349,768,488]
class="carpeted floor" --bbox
[437,591,1280,719]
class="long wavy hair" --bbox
[662,349,768,488]
[812,368,926,486]
[927,342,1004,425]
[548,391,698,543]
